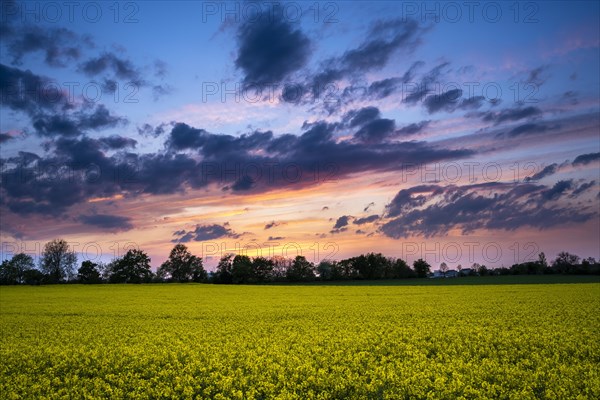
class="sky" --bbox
[0,0,599,271]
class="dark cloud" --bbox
[423,89,487,114]
[353,214,379,225]
[78,214,133,232]
[505,122,557,138]
[0,63,72,115]
[363,202,375,212]
[396,120,430,136]
[524,164,558,182]
[380,181,594,238]
[4,25,89,67]
[479,106,542,124]
[0,115,475,217]
[268,236,285,241]
[0,133,15,143]
[98,135,137,150]
[79,52,141,82]
[354,118,396,143]
[333,215,351,229]
[403,62,450,105]
[264,221,283,230]
[137,123,170,138]
[235,13,311,86]
[172,224,241,243]
[346,107,381,127]
[32,105,127,137]
[572,152,600,166]
[231,175,254,191]
[541,180,572,201]
[571,181,596,197]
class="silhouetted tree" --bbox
[40,239,77,283]
[108,249,153,283]
[23,269,45,285]
[213,254,234,283]
[158,244,206,282]
[439,262,448,277]
[413,258,431,278]
[0,253,35,284]
[387,258,416,279]
[552,251,581,274]
[231,255,254,283]
[286,255,315,282]
[317,260,334,280]
[253,256,275,282]
[78,260,102,283]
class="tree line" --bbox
[0,239,599,285]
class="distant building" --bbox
[445,269,458,278]
[430,270,444,278]
[459,268,473,276]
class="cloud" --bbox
[354,118,396,143]
[79,52,142,82]
[235,13,311,86]
[32,105,127,137]
[572,152,600,166]
[172,223,241,242]
[0,133,15,143]
[268,236,285,241]
[333,215,351,229]
[396,120,430,136]
[504,122,559,138]
[0,116,475,217]
[353,214,379,225]
[478,106,543,125]
[264,221,283,230]
[363,202,375,212]
[78,214,134,232]
[4,25,89,67]
[380,181,594,239]
[98,135,137,150]
[524,164,558,182]
[571,181,596,197]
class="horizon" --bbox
[1,1,599,271]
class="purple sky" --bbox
[1,1,599,270]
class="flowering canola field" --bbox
[1,283,599,399]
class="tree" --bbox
[78,260,102,283]
[213,254,234,283]
[231,255,254,283]
[413,259,431,278]
[538,252,548,269]
[40,239,77,283]
[317,260,334,280]
[0,253,35,284]
[253,256,274,282]
[439,262,448,277]
[286,255,315,282]
[386,258,415,279]
[108,249,153,283]
[552,251,580,274]
[158,244,206,282]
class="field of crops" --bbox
[1,281,599,399]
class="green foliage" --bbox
[0,253,35,284]
[413,258,431,278]
[108,249,153,283]
[1,283,598,398]
[286,255,315,282]
[77,261,102,284]
[158,244,206,283]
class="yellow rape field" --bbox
[1,282,599,399]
